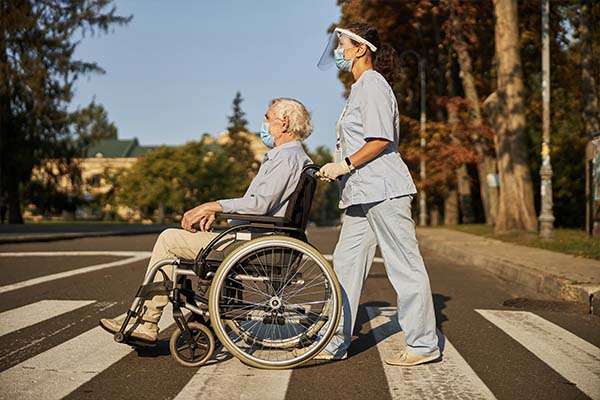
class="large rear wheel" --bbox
[208,235,341,369]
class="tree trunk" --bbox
[0,9,22,224]
[444,189,459,225]
[444,46,474,224]
[450,4,498,225]
[456,165,475,223]
[580,0,600,237]
[493,0,537,232]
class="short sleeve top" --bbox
[337,70,417,209]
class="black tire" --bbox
[208,235,342,369]
[169,322,215,367]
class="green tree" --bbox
[333,0,597,230]
[0,0,131,223]
[117,139,251,221]
[225,91,258,176]
[227,91,249,134]
[305,146,341,226]
[72,99,118,155]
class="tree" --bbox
[444,0,498,225]
[305,146,341,226]
[332,0,596,231]
[72,99,118,155]
[492,0,537,232]
[227,91,248,135]
[580,1,599,138]
[118,139,251,221]
[579,0,600,236]
[224,91,257,175]
[0,0,131,223]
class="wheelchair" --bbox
[113,164,342,369]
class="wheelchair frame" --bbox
[113,165,343,369]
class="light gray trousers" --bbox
[323,195,439,357]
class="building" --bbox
[81,137,157,198]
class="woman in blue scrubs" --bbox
[316,23,440,365]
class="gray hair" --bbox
[269,98,313,141]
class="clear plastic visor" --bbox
[317,28,377,70]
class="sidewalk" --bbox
[0,224,174,244]
[417,228,600,316]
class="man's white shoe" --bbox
[385,350,440,366]
[99,316,159,344]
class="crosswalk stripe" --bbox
[174,356,291,400]
[366,307,497,400]
[0,251,151,294]
[476,309,600,400]
[0,305,175,400]
[0,300,95,337]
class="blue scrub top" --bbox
[337,69,417,209]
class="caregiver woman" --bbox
[317,23,440,366]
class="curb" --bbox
[0,227,169,244]
[418,234,600,316]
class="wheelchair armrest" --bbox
[215,212,290,224]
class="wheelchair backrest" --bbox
[283,164,319,230]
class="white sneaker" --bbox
[385,350,440,366]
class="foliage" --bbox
[117,138,251,220]
[333,0,600,228]
[227,91,249,134]
[71,99,118,155]
[225,92,258,175]
[305,145,341,226]
[0,0,131,223]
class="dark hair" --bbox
[345,22,399,88]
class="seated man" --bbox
[100,98,313,344]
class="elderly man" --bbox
[100,98,313,345]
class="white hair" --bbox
[269,98,313,141]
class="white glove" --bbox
[319,161,351,180]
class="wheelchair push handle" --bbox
[301,163,332,182]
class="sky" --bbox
[71,0,345,151]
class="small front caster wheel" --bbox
[114,332,125,343]
[169,322,215,367]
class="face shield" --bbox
[317,27,378,70]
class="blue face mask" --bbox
[334,48,353,72]
[260,122,275,148]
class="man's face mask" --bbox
[260,122,275,148]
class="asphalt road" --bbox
[0,228,598,400]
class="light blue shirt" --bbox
[337,70,417,209]
[217,141,312,217]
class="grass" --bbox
[443,224,600,260]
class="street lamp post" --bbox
[539,0,555,239]
[399,50,427,226]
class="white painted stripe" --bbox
[0,251,151,257]
[174,356,291,400]
[0,300,95,337]
[366,307,496,400]
[0,252,151,294]
[323,254,384,264]
[476,309,600,400]
[0,305,175,400]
